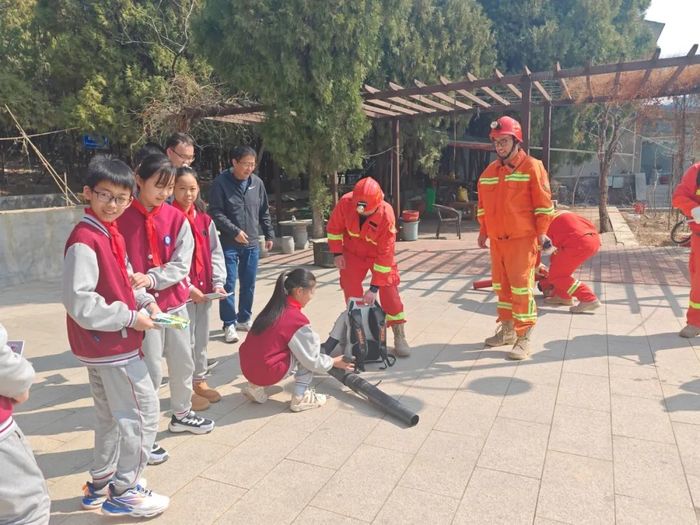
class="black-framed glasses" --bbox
[93,188,132,207]
[171,148,195,163]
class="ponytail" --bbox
[251,268,316,334]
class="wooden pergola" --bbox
[206,46,700,215]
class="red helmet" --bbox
[352,177,384,213]
[489,116,523,143]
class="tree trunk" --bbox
[598,164,612,233]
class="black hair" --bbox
[132,142,165,169]
[136,153,176,188]
[251,268,316,334]
[165,132,195,150]
[229,145,257,162]
[86,155,135,192]
[174,166,207,213]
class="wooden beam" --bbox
[611,57,624,99]
[361,102,406,117]
[414,79,472,110]
[364,83,436,114]
[521,68,532,153]
[391,119,400,216]
[495,68,522,98]
[439,76,491,108]
[554,62,572,100]
[533,80,552,102]
[389,81,453,111]
[636,48,662,96]
[542,102,552,172]
[466,72,510,105]
[585,60,594,101]
[660,44,699,92]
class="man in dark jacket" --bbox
[208,146,274,343]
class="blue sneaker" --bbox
[81,478,147,510]
[101,484,169,518]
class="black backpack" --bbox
[345,299,396,372]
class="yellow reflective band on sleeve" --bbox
[373,263,391,273]
[477,208,485,217]
[535,206,555,215]
[479,177,499,185]
[492,282,502,291]
[347,230,360,238]
[689,300,700,310]
[510,286,530,295]
[504,173,530,182]
[696,189,700,196]
[386,312,406,322]
[365,236,378,245]
[327,233,343,241]
[497,302,512,310]
[567,280,581,296]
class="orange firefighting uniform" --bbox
[538,210,600,303]
[326,194,406,326]
[477,149,554,335]
[672,162,700,326]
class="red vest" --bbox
[118,203,190,311]
[189,210,215,294]
[65,219,143,366]
[239,299,309,386]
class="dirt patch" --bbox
[621,209,684,247]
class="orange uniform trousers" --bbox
[339,251,405,326]
[490,236,539,335]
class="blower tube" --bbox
[328,368,419,427]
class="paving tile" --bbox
[615,494,696,524]
[292,506,367,524]
[548,404,612,460]
[611,394,675,443]
[202,424,309,489]
[673,421,700,475]
[609,364,664,399]
[613,435,693,508]
[312,444,412,522]
[498,383,557,425]
[453,467,539,525]
[477,417,549,479]
[661,383,700,425]
[433,391,501,442]
[399,430,481,499]
[215,460,334,524]
[373,485,459,525]
[557,372,611,412]
[536,450,614,524]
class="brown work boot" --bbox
[544,296,574,306]
[679,324,700,338]
[507,331,532,361]
[484,321,516,347]
[569,299,602,313]
[391,324,411,357]
[193,380,222,403]
[191,392,210,411]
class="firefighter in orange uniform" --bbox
[672,162,700,338]
[326,177,410,357]
[477,116,554,360]
[538,210,601,312]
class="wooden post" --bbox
[331,170,338,206]
[521,80,532,154]
[542,102,552,172]
[391,118,400,215]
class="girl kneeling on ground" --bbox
[239,268,353,411]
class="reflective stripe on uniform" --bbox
[504,173,530,182]
[479,177,499,185]
[477,208,485,217]
[567,280,581,296]
[492,282,502,291]
[690,300,700,310]
[534,206,555,215]
[513,312,537,321]
[386,312,406,322]
[497,301,512,310]
[511,286,530,295]
[327,233,343,241]
[347,230,360,237]
[373,263,391,273]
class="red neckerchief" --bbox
[85,208,131,287]
[286,296,303,309]
[130,199,163,267]
[172,201,205,276]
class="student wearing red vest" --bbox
[538,210,601,313]
[672,162,700,337]
[172,167,227,403]
[63,156,168,517]
[239,269,353,412]
[118,154,215,441]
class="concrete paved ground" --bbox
[2,227,700,524]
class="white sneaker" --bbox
[101,484,169,518]
[224,325,239,343]
[290,388,327,412]
[242,383,268,404]
[235,320,253,332]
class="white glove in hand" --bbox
[691,206,700,223]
